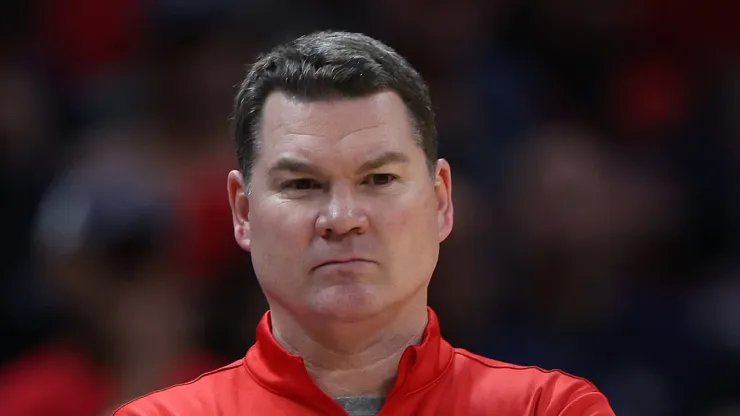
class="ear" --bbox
[227,170,252,252]
[433,159,454,242]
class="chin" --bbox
[308,283,387,322]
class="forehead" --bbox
[258,90,420,162]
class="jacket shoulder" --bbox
[111,360,244,416]
[452,348,599,387]
[451,349,614,415]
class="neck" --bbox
[270,298,429,398]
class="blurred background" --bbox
[0,0,738,415]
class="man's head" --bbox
[227,31,454,322]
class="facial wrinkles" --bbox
[259,93,421,179]
[297,124,386,158]
[264,99,385,143]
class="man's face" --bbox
[227,91,453,321]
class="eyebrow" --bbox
[267,158,318,177]
[357,151,410,174]
[267,151,410,177]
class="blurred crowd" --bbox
[0,1,738,415]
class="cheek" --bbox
[375,194,439,252]
[250,200,314,267]
[376,196,440,291]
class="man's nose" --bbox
[315,188,369,239]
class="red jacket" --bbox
[113,309,614,415]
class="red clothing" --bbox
[114,309,614,415]
[0,341,220,416]
[0,343,110,416]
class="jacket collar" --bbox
[244,307,454,410]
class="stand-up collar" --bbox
[244,307,454,411]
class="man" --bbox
[114,31,614,415]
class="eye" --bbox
[365,173,398,186]
[283,178,321,190]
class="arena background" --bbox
[0,1,738,415]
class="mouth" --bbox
[313,258,375,271]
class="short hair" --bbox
[231,31,437,184]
